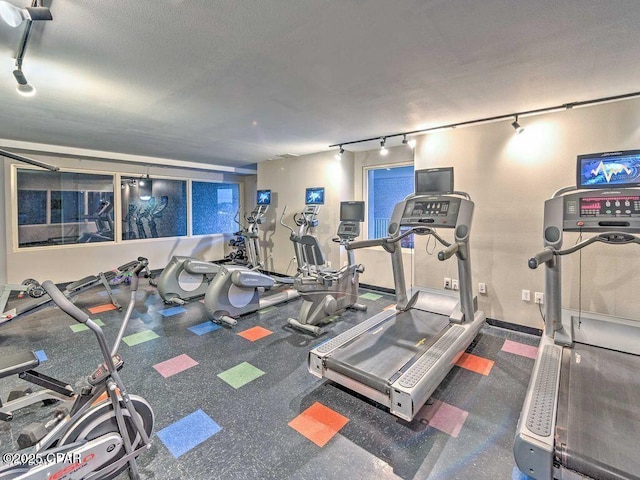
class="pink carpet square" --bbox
[416,399,469,438]
[153,354,199,378]
[502,339,538,359]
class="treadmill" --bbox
[514,149,640,480]
[308,168,486,421]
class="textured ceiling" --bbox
[1,0,639,169]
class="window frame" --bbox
[363,161,415,249]
[11,164,244,251]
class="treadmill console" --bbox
[401,195,461,228]
[337,221,360,240]
[561,190,640,232]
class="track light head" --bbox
[335,146,344,160]
[0,2,52,27]
[511,116,524,134]
[13,68,35,97]
[402,135,416,149]
[380,138,388,156]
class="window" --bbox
[16,169,114,247]
[192,181,240,235]
[121,177,187,240]
[367,165,415,247]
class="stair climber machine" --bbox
[514,149,640,480]
[155,192,269,305]
[203,190,324,327]
[308,168,486,421]
[284,201,368,335]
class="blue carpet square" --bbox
[157,409,221,458]
[34,350,47,362]
[97,288,121,297]
[188,321,221,336]
[159,306,188,317]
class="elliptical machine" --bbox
[283,201,367,335]
[155,201,267,305]
[0,258,154,479]
[203,198,318,326]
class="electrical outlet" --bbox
[522,289,531,302]
[535,292,544,304]
[478,282,487,294]
[444,277,451,289]
[452,279,459,291]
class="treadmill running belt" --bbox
[556,343,640,480]
[325,309,450,391]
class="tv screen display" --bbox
[305,187,325,205]
[340,201,365,222]
[415,167,454,194]
[577,150,640,189]
[257,189,271,205]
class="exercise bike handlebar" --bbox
[42,280,90,324]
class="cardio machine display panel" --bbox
[562,191,640,232]
[401,196,459,227]
[579,196,640,217]
[577,150,640,189]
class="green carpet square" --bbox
[359,292,383,301]
[258,306,277,314]
[123,330,160,346]
[70,318,105,332]
[218,362,265,389]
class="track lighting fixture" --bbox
[329,90,640,150]
[402,135,416,149]
[2,1,53,97]
[511,116,524,134]
[380,138,388,156]
[335,146,344,160]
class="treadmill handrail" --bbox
[346,227,435,250]
[529,231,640,268]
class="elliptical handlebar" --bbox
[279,205,296,235]
[42,280,90,324]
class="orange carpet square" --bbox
[383,304,397,311]
[288,402,349,447]
[88,304,117,314]
[455,352,495,376]
[237,326,273,342]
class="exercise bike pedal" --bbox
[88,354,124,386]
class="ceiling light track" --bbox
[329,90,640,149]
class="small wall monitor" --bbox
[340,201,365,222]
[415,167,454,194]
[577,150,640,189]
[305,187,325,205]
[257,189,271,205]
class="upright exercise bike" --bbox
[283,201,367,335]
[202,202,321,326]
[155,202,267,305]
[0,258,154,480]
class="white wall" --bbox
[257,150,355,275]
[411,98,640,328]
[3,151,254,283]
